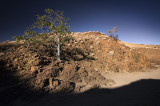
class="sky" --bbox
[0,0,160,44]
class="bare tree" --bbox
[108,26,119,41]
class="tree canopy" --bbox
[13,9,72,60]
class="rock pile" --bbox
[0,31,153,93]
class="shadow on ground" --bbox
[0,63,160,106]
[0,60,43,106]
[30,79,160,106]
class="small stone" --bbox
[108,39,111,42]
[90,53,95,56]
[108,51,114,56]
[5,64,12,67]
[96,41,100,45]
[95,57,98,59]
[33,59,41,66]
[68,43,71,46]
[77,38,82,41]
[90,45,93,49]
[14,59,18,62]
[80,41,84,43]
[75,55,83,60]
[75,42,78,44]
[53,80,59,88]
[0,52,4,56]
[49,78,53,88]
[31,66,39,72]
[98,50,101,52]
[55,81,75,93]
[18,66,21,70]
[84,38,89,41]
[95,37,99,40]
[94,68,98,71]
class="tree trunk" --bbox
[57,33,61,60]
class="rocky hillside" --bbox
[121,41,160,65]
[0,31,156,95]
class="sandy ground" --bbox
[105,68,160,89]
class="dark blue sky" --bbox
[1,0,160,44]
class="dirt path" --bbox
[105,67,160,88]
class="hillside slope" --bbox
[121,41,160,64]
[0,31,159,105]
[0,32,156,92]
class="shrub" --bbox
[108,26,119,41]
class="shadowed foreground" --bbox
[0,68,160,106]
[31,79,160,106]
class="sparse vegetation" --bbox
[108,26,119,41]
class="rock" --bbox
[96,41,100,45]
[55,81,75,93]
[108,39,111,42]
[74,54,84,60]
[14,59,18,62]
[58,62,78,81]
[33,59,41,66]
[53,80,59,88]
[19,61,25,66]
[98,50,101,52]
[80,40,84,43]
[43,59,51,65]
[0,52,4,56]
[31,66,39,72]
[67,43,71,46]
[90,45,94,49]
[90,53,95,56]
[13,62,18,68]
[77,38,82,41]
[33,59,48,66]
[49,78,53,88]
[108,51,114,56]
[95,37,99,40]
[95,57,98,59]
[75,42,78,44]
[94,68,99,71]
[5,64,13,67]
[18,66,21,70]
[84,38,89,41]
